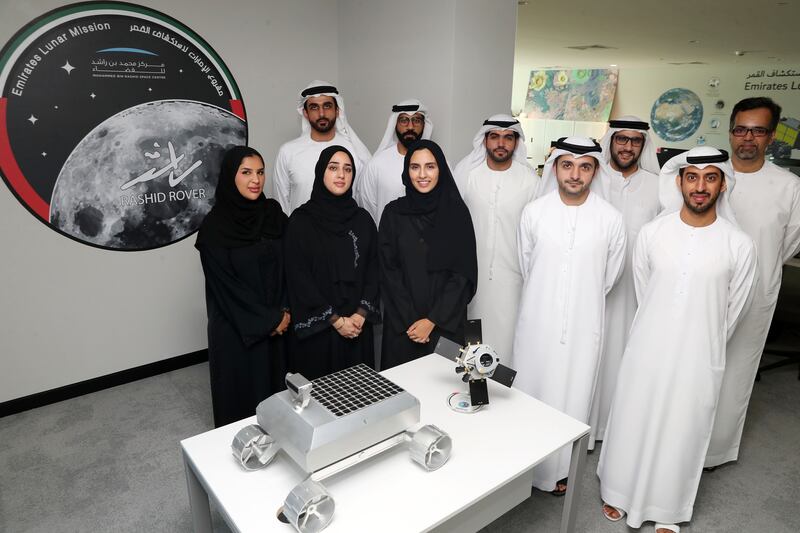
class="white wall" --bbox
[338,0,517,163]
[1,0,518,403]
[0,0,339,403]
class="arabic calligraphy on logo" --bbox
[0,2,247,250]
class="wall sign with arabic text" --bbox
[0,1,247,250]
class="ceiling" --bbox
[515,0,799,68]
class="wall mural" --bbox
[522,68,618,122]
[0,1,246,251]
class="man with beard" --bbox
[359,99,433,223]
[705,97,800,469]
[588,116,662,451]
[598,147,756,533]
[513,137,625,495]
[273,80,372,213]
[453,115,539,358]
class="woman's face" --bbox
[322,151,353,196]
[234,155,265,200]
[408,148,439,193]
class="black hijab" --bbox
[395,140,477,287]
[295,145,361,282]
[195,146,287,248]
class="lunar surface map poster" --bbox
[0,1,247,251]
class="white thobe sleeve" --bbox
[631,229,651,306]
[517,205,536,283]
[781,182,800,262]
[351,154,369,208]
[725,238,758,341]
[273,146,292,213]
[359,160,380,223]
[604,214,627,295]
[453,160,469,197]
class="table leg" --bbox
[183,452,213,533]
[560,432,589,533]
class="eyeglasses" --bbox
[730,126,771,137]
[398,116,424,126]
[613,134,644,147]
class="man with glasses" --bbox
[359,99,433,223]
[706,97,800,470]
[273,80,372,213]
[589,117,662,452]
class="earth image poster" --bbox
[650,88,704,142]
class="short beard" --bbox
[311,117,335,134]
[682,191,718,214]
[396,127,420,148]
[611,149,639,170]
[487,147,513,164]
[734,145,759,161]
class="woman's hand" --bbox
[407,318,435,343]
[271,311,291,336]
[349,313,366,330]
[334,316,361,339]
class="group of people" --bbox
[195,79,800,533]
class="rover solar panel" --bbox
[311,364,405,417]
[256,364,420,473]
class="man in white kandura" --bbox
[273,80,372,213]
[454,115,539,359]
[359,99,433,223]
[588,116,661,451]
[513,137,626,495]
[706,97,800,469]
[598,147,757,533]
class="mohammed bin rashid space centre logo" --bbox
[0,1,247,251]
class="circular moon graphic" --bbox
[50,100,246,249]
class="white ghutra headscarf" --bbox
[296,80,372,164]
[373,99,433,155]
[454,114,533,189]
[537,136,612,200]
[658,146,738,225]
[599,115,660,175]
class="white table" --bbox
[181,354,590,532]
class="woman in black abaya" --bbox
[196,146,290,427]
[285,146,380,380]
[379,139,477,369]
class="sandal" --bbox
[655,524,680,533]
[551,478,568,496]
[602,503,626,522]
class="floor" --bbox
[1,354,798,533]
